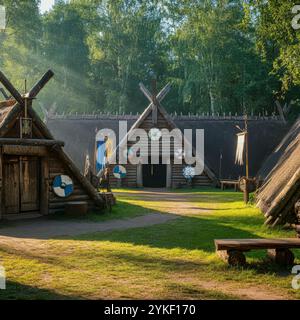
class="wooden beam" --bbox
[54,146,104,207]
[26,105,104,207]
[28,106,54,139]
[156,83,171,102]
[28,70,54,99]
[275,101,287,124]
[139,83,152,103]
[0,70,24,105]
[0,103,22,137]
[152,105,158,124]
[3,145,48,157]
[0,138,64,147]
[215,238,300,251]
[0,148,3,219]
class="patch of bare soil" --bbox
[172,276,292,300]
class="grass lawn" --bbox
[48,195,152,222]
[0,188,299,300]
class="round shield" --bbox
[183,166,195,179]
[148,128,162,141]
[113,165,127,179]
[53,175,74,198]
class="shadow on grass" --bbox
[0,281,80,300]
[75,213,259,252]
[1,189,298,278]
[47,200,152,222]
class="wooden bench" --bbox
[215,238,300,266]
[220,180,239,192]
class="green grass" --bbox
[49,198,151,222]
[0,188,299,300]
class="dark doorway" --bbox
[3,156,40,214]
[143,162,167,188]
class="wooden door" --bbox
[143,163,167,188]
[4,157,20,214]
[20,157,40,212]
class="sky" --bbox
[40,0,55,13]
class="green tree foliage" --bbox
[170,0,278,114]
[0,0,299,117]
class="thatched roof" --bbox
[0,99,17,125]
[0,98,104,207]
[46,113,288,180]
[256,117,300,226]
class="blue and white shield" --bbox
[53,175,74,198]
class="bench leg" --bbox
[217,250,246,267]
[267,249,295,266]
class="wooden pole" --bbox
[151,76,158,125]
[244,114,249,203]
[24,79,28,118]
[0,70,24,105]
[94,128,98,175]
[245,115,249,179]
[28,70,54,99]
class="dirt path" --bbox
[0,189,203,240]
[0,212,178,240]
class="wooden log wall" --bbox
[108,109,213,188]
[108,164,137,188]
[48,151,96,213]
[171,163,212,188]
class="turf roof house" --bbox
[106,85,219,188]
[256,117,300,226]
[0,70,104,219]
[46,84,288,189]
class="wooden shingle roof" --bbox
[256,117,300,226]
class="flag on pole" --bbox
[235,132,246,165]
[96,140,106,173]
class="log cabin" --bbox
[46,84,288,189]
[0,70,104,220]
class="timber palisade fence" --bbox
[46,110,283,122]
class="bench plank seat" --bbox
[215,238,300,251]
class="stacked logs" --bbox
[263,169,300,227]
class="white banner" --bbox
[235,132,246,165]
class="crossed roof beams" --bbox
[0,69,54,105]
